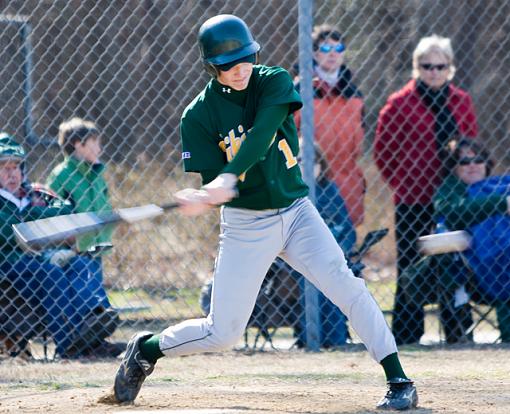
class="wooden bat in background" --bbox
[12,202,179,252]
[418,230,471,256]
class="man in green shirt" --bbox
[0,134,120,358]
[112,15,417,410]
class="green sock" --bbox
[139,334,164,364]
[380,352,408,381]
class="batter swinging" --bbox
[111,14,418,411]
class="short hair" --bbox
[312,24,343,51]
[412,34,456,80]
[446,138,493,176]
[58,117,99,155]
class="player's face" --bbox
[418,51,450,90]
[314,40,345,72]
[217,62,253,91]
[455,147,486,185]
[74,135,102,164]
[0,159,23,194]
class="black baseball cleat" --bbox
[376,377,418,410]
[113,331,155,403]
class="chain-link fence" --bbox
[1,0,509,359]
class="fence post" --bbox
[20,20,36,145]
[298,0,320,352]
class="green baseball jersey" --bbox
[180,65,308,210]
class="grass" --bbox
[356,154,397,268]
[108,286,203,321]
[366,278,396,312]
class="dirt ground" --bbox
[0,345,509,414]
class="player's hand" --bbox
[202,173,238,205]
[174,188,213,216]
[49,249,77,267]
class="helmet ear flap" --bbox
[203,62,219,77]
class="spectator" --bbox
[295,141,357,347]
[304,142,357,252]
[46,117,118,325]
[0,133,122,358]
[374,35,478,344]
[294,24,366,227]
[402,139,510,343]
[434,139,510,341]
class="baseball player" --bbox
[112,14,418,410]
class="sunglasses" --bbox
[420,63,449,71]
[318,43,345,54]
[458,155,485,166]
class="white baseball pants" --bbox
[160,197,397,362]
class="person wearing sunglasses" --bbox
[436,139,510,342]
[374,35,479,345]
[294,24,366,229]
[401,139,510,344]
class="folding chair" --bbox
[436,253,500,343]
[418,230,508,343]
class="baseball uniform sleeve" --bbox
[256,67,302,114]
[180,109,226,173]
[433,175,508,230]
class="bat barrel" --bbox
[418,230,471,256]
[12,202,178,253]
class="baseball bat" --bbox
[12,202,178,252]
[418,230,471,256]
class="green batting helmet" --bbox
[0,133,25,162]
[198,14,260,71]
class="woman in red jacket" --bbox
[374,35,478,345]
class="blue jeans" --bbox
[65,256,111,311]
[296,224,354,348]
[297,275,349,347]
[3,254,110,355]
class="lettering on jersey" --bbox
[277,139,298,169]
[218,125,247,181]
[218,128,287,180]
[181,151,191,159]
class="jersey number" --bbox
[278,139,297,169]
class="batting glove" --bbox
[202,173,238,205]
[174,188,213,216]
